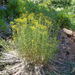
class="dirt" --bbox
[43,30,75,75]
[58,30,75,61]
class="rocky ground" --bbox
[0,50,44,75]
[0,29,75,75]
[44,29,75,75]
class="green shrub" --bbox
[66,13,75,30]
[0,10,6,19]
[51,0,72,8]
[6,0,56,19]
[7,0,25,18]
[0,19,7,32]
[0,36,12,57]
[56,12,72,29]
[11,13,58,65]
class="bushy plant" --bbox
[6,0,56,19]
[56,12,72,29]
[11,13,58,65]
[0,39,10,51]
[0,35,15,54]
[51,0,72,8]
[0,19,7,32]
[6,0,25,18]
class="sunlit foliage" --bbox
[11,13,58,65]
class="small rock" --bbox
[63,28,73,35]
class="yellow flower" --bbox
[28,13,34,20]
[31,26,36,30]
[22,13,27,17]
[11,25,17,29]
[10,22,14,25]
[37,24,47,29]
[22,18,27,22]
[15,18,23,23]
[33,20,38,25]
